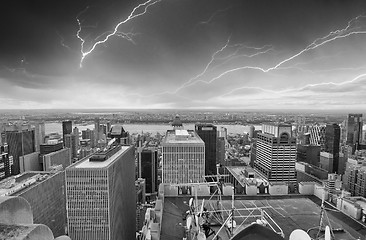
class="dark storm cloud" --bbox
[0,0,366,109]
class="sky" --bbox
[1,0,366,110]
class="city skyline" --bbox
[1,0,366,110]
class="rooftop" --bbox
[71,145,130,169]
[163,130,204,144]
[226,166,268,187]
[0,171,54,197]
[161,196,361,240]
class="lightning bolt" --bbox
[76,0,161,67]
[219,73,366,98]
[56,31,73,51]
[198,6,232,25]
[178,14,366,91]
[171,37,273,94]
[94,29,140,45]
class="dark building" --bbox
[6,129,35,175]
[296,144,320,166]
[62,120,72,147]
[346,114,363,153]
[40,142,63,155]
[108,125,129,144]
[140,148,158,194]
[0,144,12,180]
[325,123,341,173]
[195,124,217,176]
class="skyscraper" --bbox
[162,129,205,184]
[33,122,45,152]
[65,145,136,240]
[195,124,217,176]
[140,148,158,193]
[94,117,100,143]
[254,123,297,185]
[346,114,363,153]
[62,121,72,147]
[309,124,326,151]
[325,123,341,173]
[64,134,78,160]
[0,144,12,180]
[5,126,35,175]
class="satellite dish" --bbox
[186,216,192,230]
[325,226,331,240]
[226,219,237,229]
[197,232,206,240]
[289,229,311,240]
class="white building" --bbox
[65,145,136,240]
[254,123,297,185]
[162,130,205,184]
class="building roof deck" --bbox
[71,145,130,169]
[161,196,361,240]
[163,130,204,144]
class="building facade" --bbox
[346,114,363,153]
[0,144,12,180]
[62,121,72,147]
[140,148,158,194]
[195,124,217,176]
[325,123,341,173]
[65,145,136,240]
[5,127,35,175]
[254,123,297,185]
[162,130,205,184]
[309,125,326,151]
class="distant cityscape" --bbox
[0,110,365,239]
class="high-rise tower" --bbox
[195,124,217,176]
[162,129,205,184]
[346,114,363,153]
[65,145,136,240]
[254,123,297,185]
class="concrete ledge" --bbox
[0,223,54,240]
[0,196,33,225]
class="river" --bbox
[45,122,262,135]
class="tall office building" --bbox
[0,144,12,180]
[217,137,226,166]
[94,117,100,143]
[82,128,95,147]
[73,127,80,148]
[5,126,35,175]
[254,123,297,185]
[33,122,45,152]
[65,145,136,240]
[140,148,158,193]
[309,124,326,151]
[346,114,363,153]
[195,124,217,176]
[162,129,205,184]
[324,123,341,173]
[296,144,320,166]
[62,121,72,147]
[64,134,78,159]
